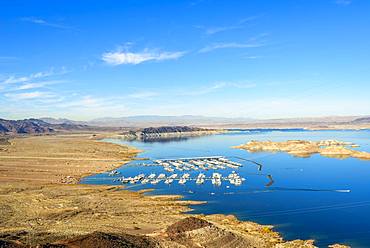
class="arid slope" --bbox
[0,134,139,183]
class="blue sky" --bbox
[0,0,369,120]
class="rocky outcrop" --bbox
[234,140,370,160]
[120,126,223,141]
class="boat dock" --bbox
[153,156,242,171]
[117,171,245,186]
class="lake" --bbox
[81,129,370,247]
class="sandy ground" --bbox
[234,140,370,160]
[0,134,349,247]
[0,134,140,184]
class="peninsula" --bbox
[234,140,370,160]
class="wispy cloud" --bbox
[21,17,72,29]
[243,55,263,59]
[199,16,259,35]
[4,91,54,100]
[199,42,264,53]
[181,81,256,96]
[0,68,68,106]
[128,91,159,99]
[1,68,67,85]
[102,49,186,65]
[335,0,352,5]
[14,80,63,91]
[199,33,268,53]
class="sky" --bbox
[0,0,370,121]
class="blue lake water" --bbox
[81,129,370,247]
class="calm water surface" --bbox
[81,130,370,247]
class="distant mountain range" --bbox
[87,115,255,127]
[1,115,369,135]
[0,118,90,135]
[42,115,370,128]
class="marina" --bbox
[115,170,245,186]
[153,156,242,171]
[109,156,246,186]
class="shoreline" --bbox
[0,133,348,247]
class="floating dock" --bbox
[117,171,245,187]
[153,156,242,172]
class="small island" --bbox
[234,140,370,160]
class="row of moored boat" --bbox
[114,171,244,186]
[154,157,242,172]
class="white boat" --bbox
[164,178,174,184]
[212,173,222,179]
[141,178,149,184]
[150,179,160,185]
[171,162,182,167]
[211,178,221,186]
[108,170,120,176]
[182,173,190,179]
[196,173,205,184]
[234,178,242,186]
[164,166,174,172]
[120,177,131,184]
[136,173,145,179]
[211,173,222,186]
[157,173,166,179]
[148,173,156,179]
[228,171,238,179]
[178,178,187,184]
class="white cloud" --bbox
[21,17,71,29]
[205,25,242,35]
[180,81,256,96]
[198,16,260,35]
[15,80,62,90]
[102,50,186,65]
[1,68,67,85]
[128,91,159,99]
[199,42,264,53]
[5,91,54,100]
[199,33,268,53]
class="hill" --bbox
[352,117,370,124]
[0,118,91,135]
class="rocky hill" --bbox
[141,126,203,134]
[0,118,54,135]
[120,126,222,141]
[352,117,370,124]
[0,118,91,135]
